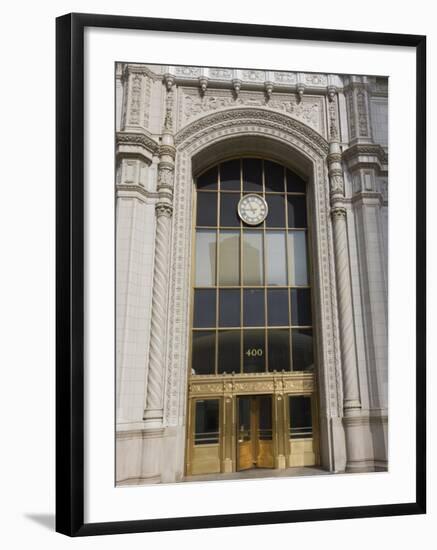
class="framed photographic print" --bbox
[56,13,426,536]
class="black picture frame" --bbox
[56,12,426,537]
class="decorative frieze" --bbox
[178,89,325,135]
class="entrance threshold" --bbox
[184,466,330,483]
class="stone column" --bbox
[327,91,363,469]
[143,77,176,428]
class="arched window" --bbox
[191,157,314,376]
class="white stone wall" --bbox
[115,63,389,482]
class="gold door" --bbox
[237,396,273,470]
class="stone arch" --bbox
[165,107,344,473]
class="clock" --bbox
[237,194,268,225]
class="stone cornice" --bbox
[342,143,388,165]
[175,107,329,156]
[116,130,160,156]
[116,183,159,202]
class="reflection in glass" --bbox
[192,331,216,375]
[218,231,239,285]
[197,166,218,190]
[268,329,290,372]
[220,159,240,191]
[220,159,240,190]
[291,288,312,326]
[195,230,216,286]
[243,158,263,191]
[243,330,265,372]
[292,329,314,371]
[267,289,289,326]
[243,230,263,285]
[238,397,251,441]
[265,194,285,227]
[243,289,265,326]
[287,195,307,228]
[219,289,240,327]
[196,192,217,226]
[289,396,313,439]
[264,160,284,192]
[266,231,287,285]
[218,330,241,373]
[288,231,308,286]
[220,193,240,227]
[193,289,216,328]
[286,169,306,193]
[195,399,219,444]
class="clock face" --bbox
[237,194,268,226]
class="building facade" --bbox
[115,63,388,485]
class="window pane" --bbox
[195,399,219,444]
[218,231,240,285]
[220,159,240,191]
[195,230,216,286]
[286,169,306,192]
[291,288,312,326]
[218,330,241,374]
[243,230,264,285]
[193,289,216,328]
[287,195,307,228]
[267,289,289,326]
[292,329,314,371]
[289,396,313,439]
[196,192,217,226]
[238,397,251,440]
[265,231,287,285]
[243,330,265,372]
[242,158,263,191]
[220,192,240,227]
[268,329,290,372]
[197,166,218,190]
[219,289,240,327]
[243,289,265,326]
[288,231,308,285]
[264,160,284,192]
[192,331,216,375]
[265,194,286,227]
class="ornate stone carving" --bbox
[198,76,208,95]
[179,92,325,136]
[264,81,274,100]
[155,203,173,217]
[116,131,160,155]
[128,74,142,125]
[305,74,327,86]
[274,71,296,84]
[330,205,347,219]
[347,92,356,139]
[357,89,369,136]
[209,68,232,79]
[174,66,201,77]
[242,69,264,81]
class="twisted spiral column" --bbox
[143,131,175,428]
[143,202,173,427]
[331,206,361,413]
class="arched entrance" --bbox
[164,108,345,478]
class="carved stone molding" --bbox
[116,131,160,155]
[178,90,326,136]
[175,107,329,155]
[155,203,173,218]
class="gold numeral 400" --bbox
[245,348,263,357]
